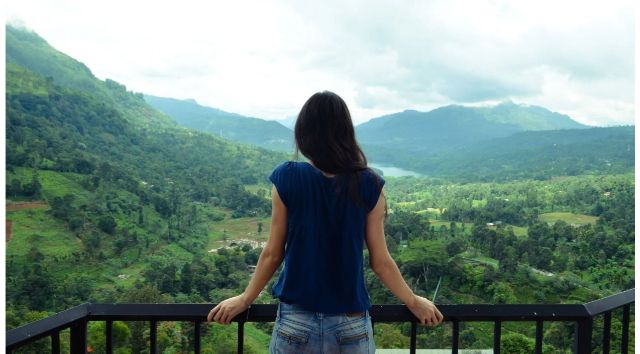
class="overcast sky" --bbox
[6,0,636,126]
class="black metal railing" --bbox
[6,288,634,354]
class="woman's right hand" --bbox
[407,295,444,327]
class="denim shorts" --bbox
[269,302,375,353]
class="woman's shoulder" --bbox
[270,161,303,178]
[360,167,384,184]
[273,160,297,170]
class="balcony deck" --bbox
[6,288,634,354]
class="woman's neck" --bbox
[309,161,336,178]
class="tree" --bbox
[138,206,144,225]
[88,321,131,353]
[27,170,42,199]
[68,217,84,232]
[446,238,465,256]
[498,246,518,274]
[98,215,117,234]
[51,195,75,220]
[180,263,193,294]
[501,333,535,353]
[23,262,54,309]
[374,324,407,348]
[153,196,171,218]
[7,178,22,198]
[490,282,516,304]
[244,247,261,265]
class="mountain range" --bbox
[143,89,633,180]
[144,95,294,151]
[6,24,634,182]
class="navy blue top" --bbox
[268,161,385,313]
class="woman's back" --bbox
[269,161,384,313]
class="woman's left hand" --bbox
[207,294,250,325]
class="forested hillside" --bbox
[6,26,173,129]
[145,95,294,152]
[6,26,287,353]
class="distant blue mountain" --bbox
[145,95,294,152]
[356,102,588,154]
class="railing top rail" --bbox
[87,303,226,321]
[87,303,589,322]
[583,288,635,316]
[87,300,622,322]
[422,304,590,321]
[6,303,89,349]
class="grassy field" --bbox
[244,184,271,198]
[461,254,499,269]
[507,225,528,237]
[414,207,443,215]
[7,167,92,202]
[206,214,271,250]
[6,207,82,260]
[539,212,598,225]
[395,201,417,208]
[5,206,118,292]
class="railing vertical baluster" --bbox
[237,321,245,354]
[493,320,501,354]
[451,320,459,354]
[51,331,60,354]
[621,304,630,354]
[409,321,417,354]
[575,318,593,354]
[150,320,157,354]
[70,319,88,354]
[602,311,611,354]
[534,320,543,354]
[106,320,113,354]
[194,321,201,354]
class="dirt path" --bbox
[6,220,12,243]
[6,201,48,211]
[6,201,48,243]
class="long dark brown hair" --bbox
[294,91,371,206]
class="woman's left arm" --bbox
[207,185,288,325]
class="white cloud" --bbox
[6,0,635,126]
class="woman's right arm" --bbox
[365,189,444,327]
[207,185,287,324]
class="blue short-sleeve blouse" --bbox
[268,161,385,313]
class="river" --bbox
[369,163,423,177]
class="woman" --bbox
[207,91,443,353]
